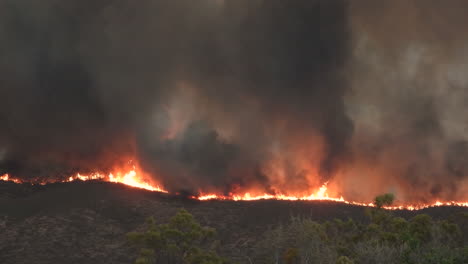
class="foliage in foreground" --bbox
[127,209,225,264]
[253,194,468,264]
[128,194,468,264]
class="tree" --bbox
[408,214,433,244]
[366,193,395,226]
[374,193,395,209]
[127,209,225,264]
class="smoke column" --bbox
[0,0,467,202]
[341,0,468,202]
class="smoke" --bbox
[0,0,135,178]
[340,0,468,201]
[0,0,467,202]
[0,0,351,193]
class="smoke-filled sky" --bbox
[1,0,468,202]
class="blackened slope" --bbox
[0,181,466,264]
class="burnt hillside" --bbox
[0,181,466,264]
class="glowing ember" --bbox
[1,172,468,210]
[1,174,21,184]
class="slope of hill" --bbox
[0,181,466,264]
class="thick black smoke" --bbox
[2,0,467,202]
[0,0,352,193]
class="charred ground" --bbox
[0,181,466,264]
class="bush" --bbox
[252,193,466,264]
[127,209,225,264]
[374,193,395,209]
[129,195,467,264]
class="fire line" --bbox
[1,172,467,211]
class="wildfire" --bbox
[67,170,168,193]
[197,183,343,202]
[1,172,468,211]
[195,184,468,210]
[0,174,21,184]
[1,169,167,193]
[108,170,167,192]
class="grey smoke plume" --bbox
[0,0,467,202]
[340,0,468,201]
[0,0,351,194]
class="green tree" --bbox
[127,209,225,264]
[408,214,433,244]
[374,193,395,209]
[366,193,395,227]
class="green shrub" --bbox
[252,194,466,264]
[408,214,433,243]
[374,193,395,208]
[127,209,225,264]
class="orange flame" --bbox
[197,183,340,201]
[1,172,468,210]
[0,174,21,184]
[67,170,167,193]
[1,168,167,193]
[195,183,468,210]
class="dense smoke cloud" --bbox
[0,0,351,194]
[341,0,468,201]
[0,0,467,202]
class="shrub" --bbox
[374,193,395,209]
[252,194,466,264]
[127,209,225,264]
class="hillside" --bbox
[0,181,466,264]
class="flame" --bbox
[66,170,167,193]
[1,174,21,184]
[195,183,468,210]
[108,170,167,192]
[197,182,341,201]
[1,172,468,210]
[2,168,167,193]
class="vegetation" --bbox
[253,194,468,264]
[129,194,468,264]
[127,209,225,264]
